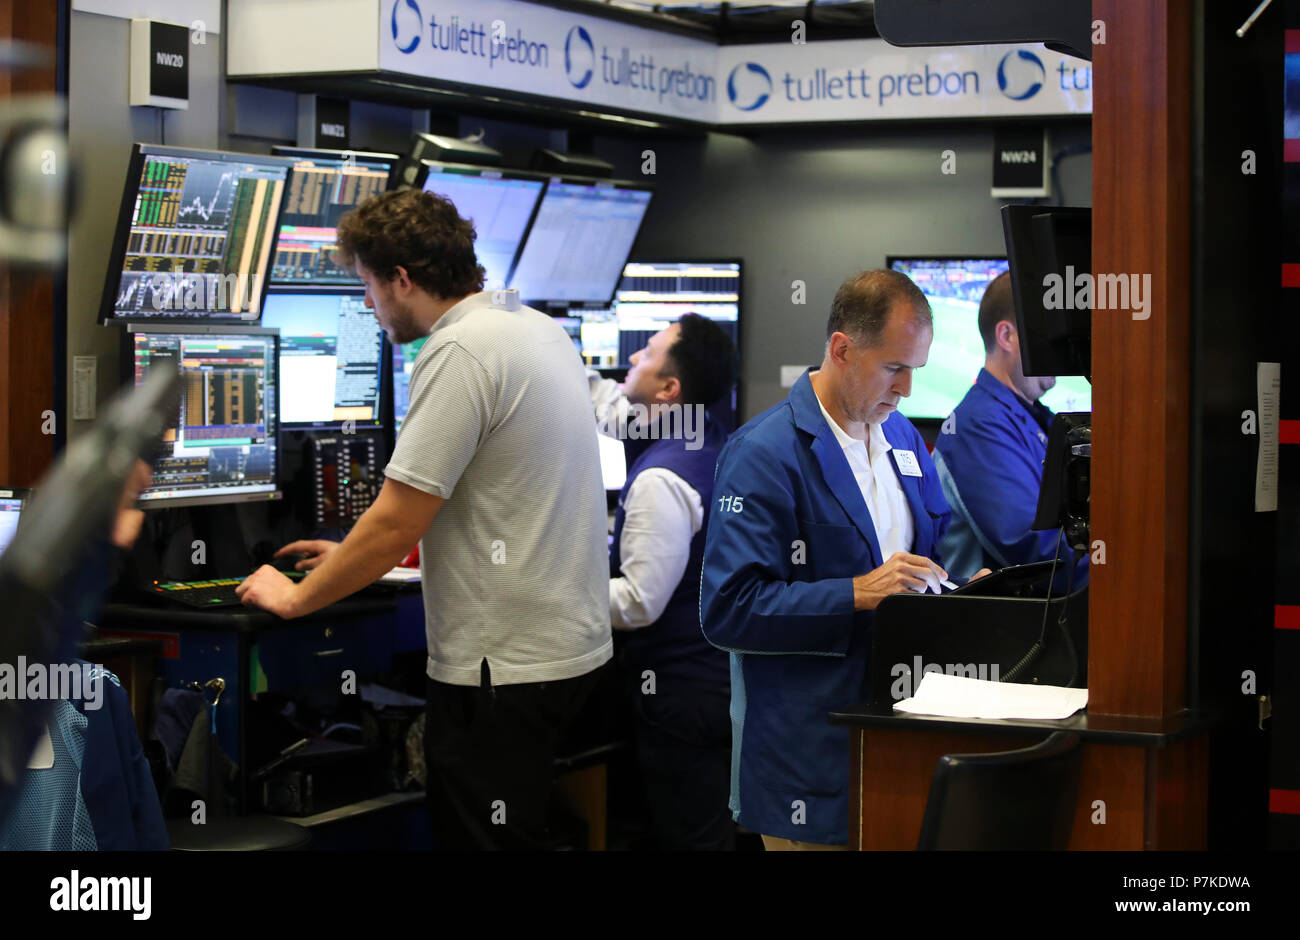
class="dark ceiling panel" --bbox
[874,0,1092,61]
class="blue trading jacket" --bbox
[932,368,1089,583]
[700,370,950,845]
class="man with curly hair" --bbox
[238,189,612,850]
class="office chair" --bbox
[147,684,312,852]
[916,731,1082,850]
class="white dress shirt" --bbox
[588,371,705,629]
[610,467,704,628]
[811,381,916,564]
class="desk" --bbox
[829,705,1216,850]
[97,594,403,813]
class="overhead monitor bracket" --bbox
[873,0,1094,62]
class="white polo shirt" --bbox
[812,389,915,561]
[384,292,613,686]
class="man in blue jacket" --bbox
[931,271,1089,583]
[700,269,953,849]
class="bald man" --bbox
[700,270,953,849]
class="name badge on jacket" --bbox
[893,449,923,477]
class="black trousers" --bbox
[630,674,735,851]
[423,660,603,850]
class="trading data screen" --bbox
[0,496,23,558]
[606,261,739,367]
[422,165,544,289]
[889,257,1092,420]
[553,316,583,355]
[107,148,289,322]
[261,291,384,428]
[392,336,430,432]
[509,182,652,303]
[273,157,391,285]
[567,261,740,369]
[132,331,279,506]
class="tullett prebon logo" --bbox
[997,49,1045,100]
[727,62,771,112]
[392,0,422,54]
[565,25,595,88]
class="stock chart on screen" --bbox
[104,146,291,323]
[130,327,280,507]
[272,155,392,285]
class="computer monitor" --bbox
[391,336,430,432]
[508,178,653,305]
[888,255,1092,419]
[419,162,546,290]
[1000,205,1092,380]
[563,259,744,430]
[578,311,621,368]
[261,290,385,429]
[597,433,627,491]
[0,487,30,559]
[126,325,281,507]
[610,260,741,368]
[564,260,744,370]
[553,316,583,355]
[268,147,396,286]
[100,145,294,324]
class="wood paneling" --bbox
[853,728,1205,850]
[1147,735,1209,849]
[1089,0,1191,716]
[855,728,1029,849]
[0,0,60,485]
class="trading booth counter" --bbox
[830,703,1217,850]
[96,588,424,815]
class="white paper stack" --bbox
[378,566,421,584]
[893,672,1087,721]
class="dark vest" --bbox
[610,415,729,686]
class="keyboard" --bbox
[150,571,306,609]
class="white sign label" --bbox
[368,0,1090,124]
[716,40,1091,124]
[380,0,717,122]
[780,365,810,388]
[28,724,54,769]
[894,449,923,477]
[73,356,97,422]
[1256,362,1280,512]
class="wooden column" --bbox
[1089,0,1191,716]
[0,0,59,486]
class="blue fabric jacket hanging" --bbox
[932,368,1089,583]
[0,664,168,850]
[700,370,950,845]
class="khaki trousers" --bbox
[761,835,851,851]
